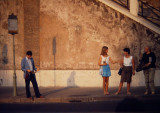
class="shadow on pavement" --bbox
[42,87,71,97]
[116,97,144,112]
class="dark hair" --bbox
[26,51,32,56]
[101,46,108,55]
[123,48,130,54]
[146,46,151,52]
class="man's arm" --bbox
[132,57,135,75]
[140,53,145,65]
[32,58,37,71]
[21,59,26,72]
[151,52,156,65]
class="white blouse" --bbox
[101,55,110,64]
[123,56,133,66]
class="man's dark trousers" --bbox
[25,73,41,98]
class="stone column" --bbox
[130,0,139,16]
[23,0,40,67]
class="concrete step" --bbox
[1,94,160,103]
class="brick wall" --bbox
[24,0,40,67]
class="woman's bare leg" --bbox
[105,77,109,94]
[116,82,123,94]
[103,77,106,94]
[127,83,131,95]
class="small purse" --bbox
[25,71,30,80]
[99,66,103,75]
[118,67,123,75]
[136,63,146,72]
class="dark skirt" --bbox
[121,66,132,83]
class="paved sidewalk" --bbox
[0,86,160,103]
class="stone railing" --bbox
[111,0,160,27]
[138,0,160,27]
[111,0,129,9]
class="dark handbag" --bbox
[136,63,146,72]
[25,71,30,80]
[118,67,123,75]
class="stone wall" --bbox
[0,70,160,87]
[40,0,160,70]
[0,0,160,70]
[24,0,40,67]
[0,0,24,70]
[0,0,160,87]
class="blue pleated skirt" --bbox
[102,65,111,77]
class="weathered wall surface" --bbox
[40,0,160,70]
[0,70,160,87]
[0,0,160,70]
[24,0,40,67]
[0,0,24,70]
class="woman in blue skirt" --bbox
[98,46,117,95]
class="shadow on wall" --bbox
[2,44,8,65]
[42,71,77,96]
[0,79,3,86]
[67,71,77,87]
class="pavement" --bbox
[0,86,160,103]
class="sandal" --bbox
[127,92,131,95]
[151,91,155,95]
[105,92,110,95]
[115,92,120,95]
[144,91,149,95]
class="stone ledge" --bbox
[20,98,33,103]
[1,94,160,103]
[34,98,61,103]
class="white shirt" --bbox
[101,55,110,64]
[123,56,133,66]
[26,57,33,71]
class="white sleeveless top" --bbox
[101,55,110,64]
[123,56,133,66]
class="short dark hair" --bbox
[26,51,32,56]
[123,48,130,54]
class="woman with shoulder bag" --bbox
[115,48,135,95]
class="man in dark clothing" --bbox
[21,51,43,98]
[140,46,156,95]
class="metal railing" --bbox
[111,0,129,9]
[138,0,160,27]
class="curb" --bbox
[0,96,116,103]
[1,95,160,103]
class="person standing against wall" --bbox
[140,46,156,95]
[21,51,43,98]
[98,46,117,95]
[115,48,135,95]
